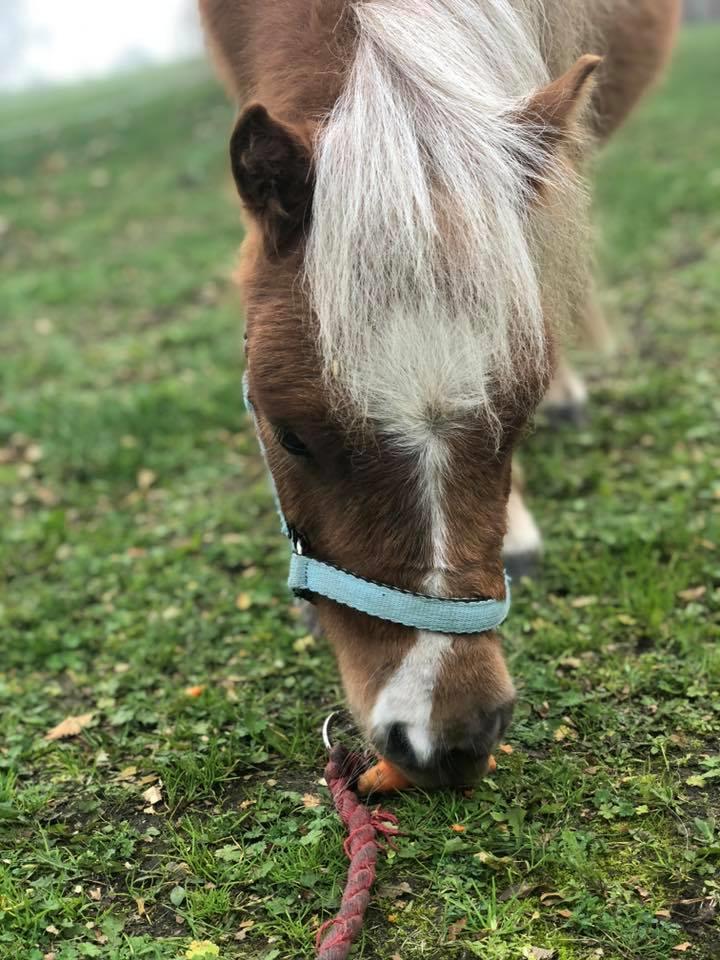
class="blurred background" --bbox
[1,1,718,93]
[1,0,201,91]
[1,4,719,958]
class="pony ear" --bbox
[229,104,314,255]
[521,54,602,146]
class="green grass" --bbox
[1,27,719,960]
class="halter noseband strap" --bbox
[244,374,511,635]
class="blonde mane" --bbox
[305,0,589,442]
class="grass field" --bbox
[1,29,719,960]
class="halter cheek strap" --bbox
[243,374,511,634]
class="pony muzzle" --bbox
[372,700,515,789]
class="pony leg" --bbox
[503,468,543,579]
[542,279,613,425]
[541,359,589,426]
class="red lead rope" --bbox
[316,746,400,960]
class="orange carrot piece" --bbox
[357,759,413,795]
[357,751,500,795]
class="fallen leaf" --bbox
[559,657,582,670]
[678,586,706,603]
[498,882,537,902]
[302,794,321,808]
[655,909,671,919]
[523,947,557,960]
[88,886,102,901]
[171,885,186,907]
[447,917,467,942]
[451,824,467,833]
[137,468,156,490]
[142,785,163,806]
[116,766,138,782]
[673,944,692,953]
[44,712,94,741]
[499,743,514,755]
[557,909,573,919]
[571,595,597,608]
[540,892,566,904]
[234,920,255,941]
[185,685,206,698]
[134,897,146,917]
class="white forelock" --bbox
[305,0,576,443]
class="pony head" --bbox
[231,3,599,787]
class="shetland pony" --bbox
[199,0,681,788]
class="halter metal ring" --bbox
[322,712,338,752]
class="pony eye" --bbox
[275,426,310,458]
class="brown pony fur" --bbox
[200,0,681,785]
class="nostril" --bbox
[469,701,515,757]
[493,701,515,741]
[380,722,416,769]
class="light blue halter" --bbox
[244,374,511,634]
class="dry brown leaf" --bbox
[137,468,156,490]
[523,947,557,960]
[44,712,94,741]
[498,882,537,902]
[673,945,692,953]
[88,887,102,901]
[499,743,514,755]
[678,586,706,603]
[302,794,321,808]
[134,897,146,917]
[446,918,467,942]
[571,595,597,608]
[655,909,671,919]
[116,766,138,782]
[142,785,163,806]
[540,892,565,904]
[559,657,582,671]
[557,909,573,919]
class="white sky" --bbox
[5,0,201,89]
